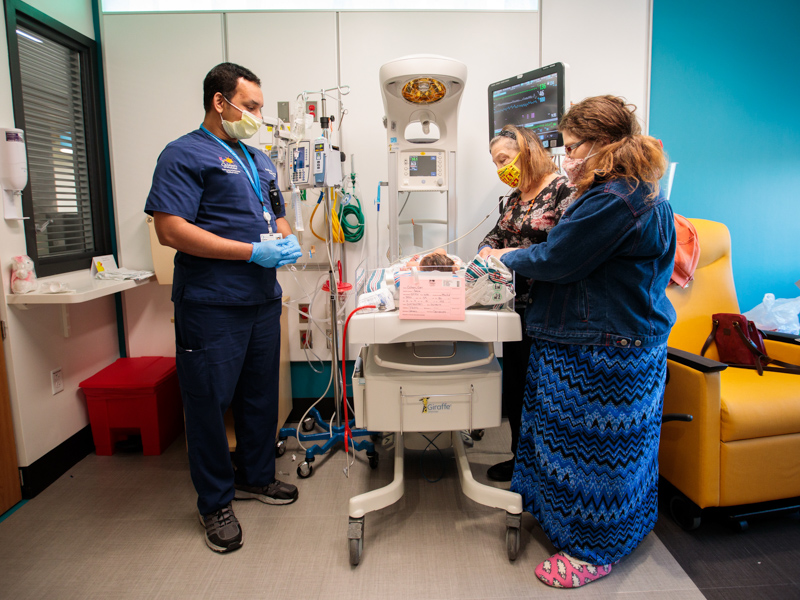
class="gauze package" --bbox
[356,287,396,313]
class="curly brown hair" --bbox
[490,125,557,193]
[559,95,667,197]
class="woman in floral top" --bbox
[478,125,575,482]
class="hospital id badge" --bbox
[260,233,283,242]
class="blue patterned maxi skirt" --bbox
[510,338,666,565]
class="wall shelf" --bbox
[6,270,152,337]
[6,269,152,306]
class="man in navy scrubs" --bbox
[145,63,302,553]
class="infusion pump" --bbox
[398,150,446,191]
[287,138,343,189]
[288,140,312,188]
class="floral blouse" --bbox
[479,174,575,301]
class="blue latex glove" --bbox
[278,234,303,262]
[248,240,285,268]
[276,235,302,266]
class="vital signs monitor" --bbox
[487,62,568,150]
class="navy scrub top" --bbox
[145,128,286,305]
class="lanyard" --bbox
[200,125,271,228]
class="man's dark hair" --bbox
[203,62,261,112]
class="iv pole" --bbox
[279,92,377,479]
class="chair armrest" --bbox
[667,347,728,373]
[661,351,723,509]
[762,331,800,344]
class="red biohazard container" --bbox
[79,357,182,456]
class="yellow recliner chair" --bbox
[660,218,800,530]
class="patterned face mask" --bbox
[562,143,596,184]
[497,153,521,188]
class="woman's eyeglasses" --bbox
[564,140,586,156]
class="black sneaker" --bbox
[234,480,299,505]
[487,458,515,482]
[199,503,243,553]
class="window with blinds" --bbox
[17,26,94,261]
[5,3,111,277]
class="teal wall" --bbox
[650,0,800,311]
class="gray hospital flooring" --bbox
[0,422,794,599]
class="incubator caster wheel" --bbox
[669,493,701,531]
[348,517,364,566]
[349,537,363,566]
[297,461,313,478]
[506,527,520,561]
[301,417,315,432]
[275,439,286,457]
[470,429,485,441]
[367,451,379,469]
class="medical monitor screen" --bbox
[409,155,437,177]
[488,62,566,149]
[293,146,306,169]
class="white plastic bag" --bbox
[743,293,800,335]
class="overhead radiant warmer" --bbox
[344,55,524,568]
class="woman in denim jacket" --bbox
[487,96,676,589]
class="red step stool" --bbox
[79,357,183,456]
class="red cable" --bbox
[341,305,376,452]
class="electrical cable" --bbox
[311,190,345,243]
[414,189,515,258]
[398,191,411,216]
[420,433,446,483]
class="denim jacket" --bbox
[501,177,676,348]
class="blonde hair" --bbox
[490,125,557,192]
[559,95,667,197]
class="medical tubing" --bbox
[341,305,376,452]
[416,189,514,258]
[337,192,364,242]
[294,369,334,452]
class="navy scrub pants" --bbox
[174,298,282,516]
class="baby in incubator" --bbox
[360,248,514,311]
[401,248,460,273]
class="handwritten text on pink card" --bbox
[398,274,465,320]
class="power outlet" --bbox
[50,368,64,395]
[299,303,309,323]
[300,330,312,349]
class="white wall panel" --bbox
[103,13,225,357]
[541,0,651,130]
[103,13,224,272]
[338,11,540,266]
[226,12,339,122]
[27,0,95,39]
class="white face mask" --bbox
[220,96,262,140]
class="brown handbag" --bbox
[701,313,800,376]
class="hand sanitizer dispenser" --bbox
[0,127,29,220]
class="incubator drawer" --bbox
[353,343,502,432]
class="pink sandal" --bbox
[535,553,613,588]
